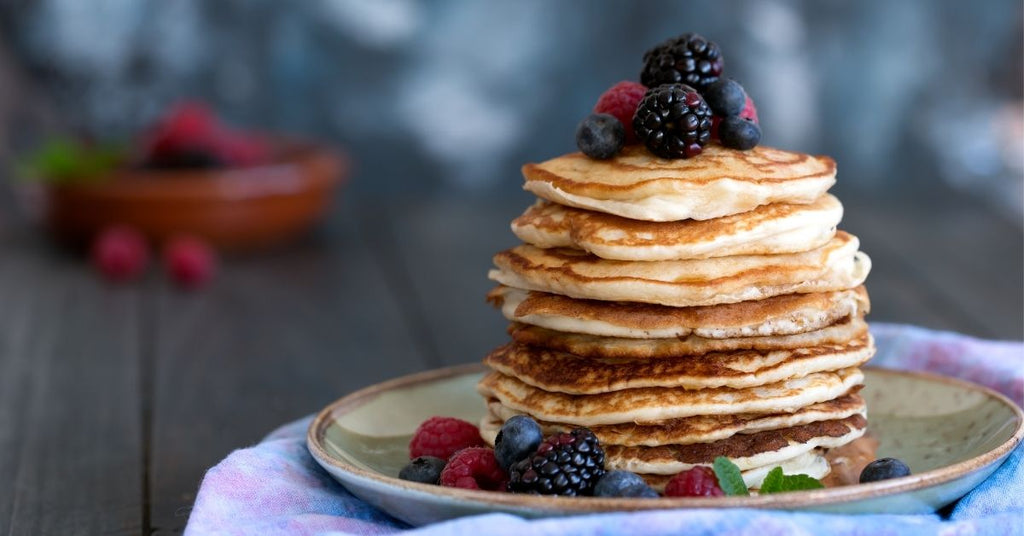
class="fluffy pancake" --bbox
[484,333,874,394]
[482,391,865,446]
[489,232,870,307]
[476,368,864,426]
[522,145,836,221]
[487,285,870,339]
[507,315,868,358]
[640,450,831,491]
[603,414,866,474]
[511,195,842,261]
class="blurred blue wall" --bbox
[1,0,1021,217]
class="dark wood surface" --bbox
[0,186,1020,535]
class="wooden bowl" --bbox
[44,141,345,252]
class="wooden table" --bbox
[0,185,1019,535]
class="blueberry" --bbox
[719,116,761,150]
[594,470,651,497]
[399,456,446,485]
[576,113,625,159]
[620,483,660,498]
[494,415,543,471]
[859,458,912,483]
[703,79,747,117]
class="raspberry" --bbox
[664,466,725,497]
[508,428,605,496]
[92,226,149,282]
[144,102,222,168]
[740,95,758,123]
[163,236,217,289]
[439,447,508,491]
[593,81,647,143]
[409,416,485,460]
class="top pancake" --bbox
[522,145,836,221]
[489,232,871,307]
[511,194,842,261]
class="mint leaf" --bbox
[712,456,749,496]
[758,466,825,493]
[18,138,123,184]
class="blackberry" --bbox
[633,84,713,159]
[860,458,911,483]
[508,428,605,496]
[146,146,223,169]
[494,415,544,471]
[640,33,723,91]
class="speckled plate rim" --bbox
[307,363,1024,512]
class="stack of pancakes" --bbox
[477,144,873,490]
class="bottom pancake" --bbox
[482,391,865,446]
[603,413,866,474]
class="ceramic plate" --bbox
[307,364,1023,526]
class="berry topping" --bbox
[439,447,508,491]
[398,456,446,485]
[640,33,723,92]
[594,470,657,498]
[633,84,713,159]
[142,101,270,169]
[703,79,747,117]
[576,113,625,160]
[494,415,544,471]
[739,94,759,124]
[664,466,725,497]
[718,116,761,150]
[593,81,648,143]
[409,416,485,460]
[859,458,912,483]
[92,226,150,282]
[508,428,605,496]
[163,236,217,289]
[143,102,223,169]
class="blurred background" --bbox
[0,2,1021,533]
[1,0,1021,205]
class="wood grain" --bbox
[0,235,144,536]
[146,196,431,534]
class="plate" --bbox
[307,364,1023,526]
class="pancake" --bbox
[640,450,831,491]
[511,195,842,261]
[481,391,865,446]
[507,315,868,359]
[476,368,864,426]
[603,414,866,475]
[484,334,874,394]
[487,285,870,339]
[489,232,871,307]
[522,145,836,221]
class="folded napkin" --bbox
[184,324,1024,536]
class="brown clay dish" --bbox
[44,140,346,252]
